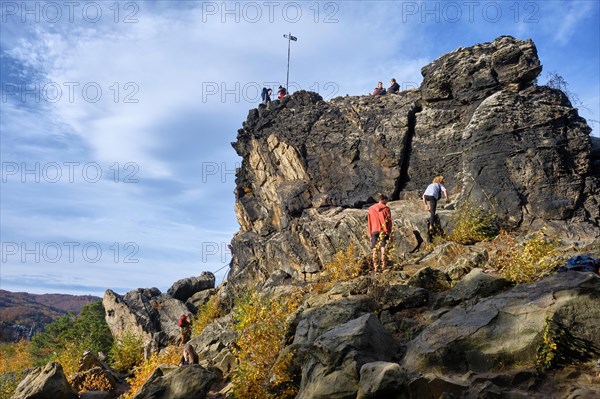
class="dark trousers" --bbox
[424,195,437,228]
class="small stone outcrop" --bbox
[295,313,399,399]
[11,362,77,399]
[131,364,219,399]
[103,287,188,349]
[167,272,215,302]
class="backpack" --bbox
[564,256,599,273]
[178,315,187,327]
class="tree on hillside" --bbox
[30,301,113,364]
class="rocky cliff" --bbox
[229,36,599,292]
[13,36,600,399]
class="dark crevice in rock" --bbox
[394,103,423,199]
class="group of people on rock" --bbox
[370,78,400,96]
[367,176,449,272]
[261,85,287,104]
[259,77,402,105]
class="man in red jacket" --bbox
[367,194,392,272]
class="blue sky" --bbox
[1,1,599,296]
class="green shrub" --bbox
[109,331,145,373]
[30,301,113,365]
[447,200,500,245]
[192,295,222,337]
[490,230,561,283]
[318,245,364,288]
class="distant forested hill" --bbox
[0,289,101,342]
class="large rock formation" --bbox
[102,274,215,352]
[103,288,189,349]
[10,362,77,399]
[229,35,599,292]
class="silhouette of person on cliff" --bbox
[261,87,272,104]
[423,176,449,233]
[388,78,400,94]
[367,194,393,272]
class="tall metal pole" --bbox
[286,32,291,91]
[283,33,296,93]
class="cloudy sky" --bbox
[1,1,598,296]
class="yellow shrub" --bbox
[109,331,145,373]
[0,340,33,374]
[0,340,34,399]
[51,340,85,381]
[123,345,181,399]
[490,230,561,283]
[320,245,363,284]
[447,200,499,245]
[231,289,303,399]
[192,295,222,337]
[77,372,114,393]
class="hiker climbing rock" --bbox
[261,87,272,104]
[367,194,393,272]
[178,313,193,345]
[423,176,449,233]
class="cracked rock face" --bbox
[229,35,598,292]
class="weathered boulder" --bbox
[296,313,399,399]
[103,288,188,350]
[185,288,216,314]
[407,375,469,399]
[357,361,406,399]
[11,362,77,399]
[293,294,377,346]
[167,272,215,302]
[131,364,219,399]
[402,272,600,373]
[437,268,512,307]
[407,267,451,292]
[189,315,237,374]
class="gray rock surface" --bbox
[189,315,237,374]
[11,362,77,399]
[357,361,406,399]
[228,35,598,296]
[131,364,219,399]
[103,288,188,350]
[167,272,215,302]
[296,313,399,399]
[402,272,600,373]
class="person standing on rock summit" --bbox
[423,176,449,233]
[388,78,400,94]
[367,194,393,272]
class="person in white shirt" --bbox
[423,176,449,232]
